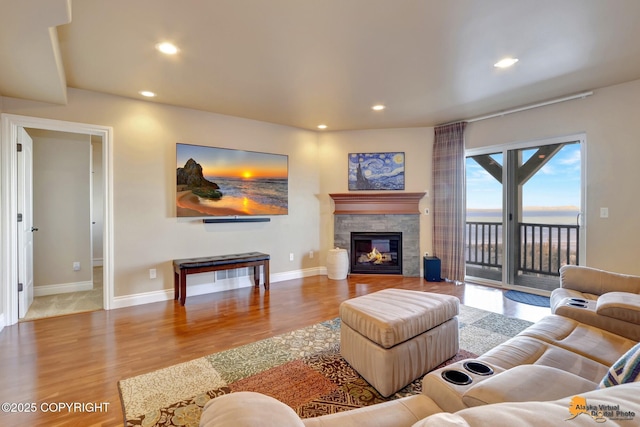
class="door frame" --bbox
[465,132,587,289]
[1,114,114,327]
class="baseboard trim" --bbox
[110,267,326,309]
[34,280,94,297]
[271,267,326,282]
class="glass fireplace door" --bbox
[350,232,402,274]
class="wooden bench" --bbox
[173,252,270,306]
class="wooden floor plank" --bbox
[0,275,549,426]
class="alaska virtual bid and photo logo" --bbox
[567,396,635,423]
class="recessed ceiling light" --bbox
[139,90,156,98]
[494,57,519,68]
[317,124,328,129]
[156,42,179,55]
[372,104,386,111]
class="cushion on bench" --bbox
[173,252,269,269]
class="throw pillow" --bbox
[599,342,640,388]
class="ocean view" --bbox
[467,208,580,251]
[467,208,580,225]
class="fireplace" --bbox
[331,192,425,277]
[350,232,402,274]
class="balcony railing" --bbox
[466,221,579,276]
[466,222,502,269]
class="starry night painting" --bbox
[348,152,405,190]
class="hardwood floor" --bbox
[0,274,550,426]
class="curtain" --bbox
[432,122,467,283]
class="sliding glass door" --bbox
[465,152,504,282]
[465,135,585,292]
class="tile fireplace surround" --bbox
[330,193,425,277]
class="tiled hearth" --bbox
[330,193,425,277]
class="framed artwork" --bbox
[176,143,288,217]
[348,152,405,190]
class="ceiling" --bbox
[2,0,640,131]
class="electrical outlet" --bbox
[600,207,609,218]
[149,268,157,279]
[73,261,81,271]
[309,250,314,259]
[289,253,294,261]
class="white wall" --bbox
[2,88,321,298]
[317,128,434,268]
[465,78,640,275]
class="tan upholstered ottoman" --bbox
[339,289,459,397]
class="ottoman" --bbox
[339,289,459,397]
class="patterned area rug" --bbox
[118,305,533,426]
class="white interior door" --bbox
[17,127,34,318]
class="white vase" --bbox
[327,248,349,280]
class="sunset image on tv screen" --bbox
[176,143,288,217]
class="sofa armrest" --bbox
[596,292,640,324]
[201,392,443,427]
[461,365,596,407]
[200,392,305,427]
[559,265,640,296]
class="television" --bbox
[176,143,288,217]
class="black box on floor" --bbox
[423,256,442,282]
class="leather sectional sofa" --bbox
[551,265,640,341]
[200,266,640,426]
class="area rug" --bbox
[504,290,551,307]
[118,305,533,427]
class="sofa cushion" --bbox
[596,292,640,324]
[599,342,640,388]
[478,335,610,383]
[552,298,640,342]
[517,315,636,366]
[462,365,596,407]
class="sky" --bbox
[176,143,288,179]
[466,143,581,210]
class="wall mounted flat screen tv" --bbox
[176,143,288,217]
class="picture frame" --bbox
[348,152,405,190]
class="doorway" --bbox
[1,114,113,327]
[21,129,102,320]
[465,134,586,293]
